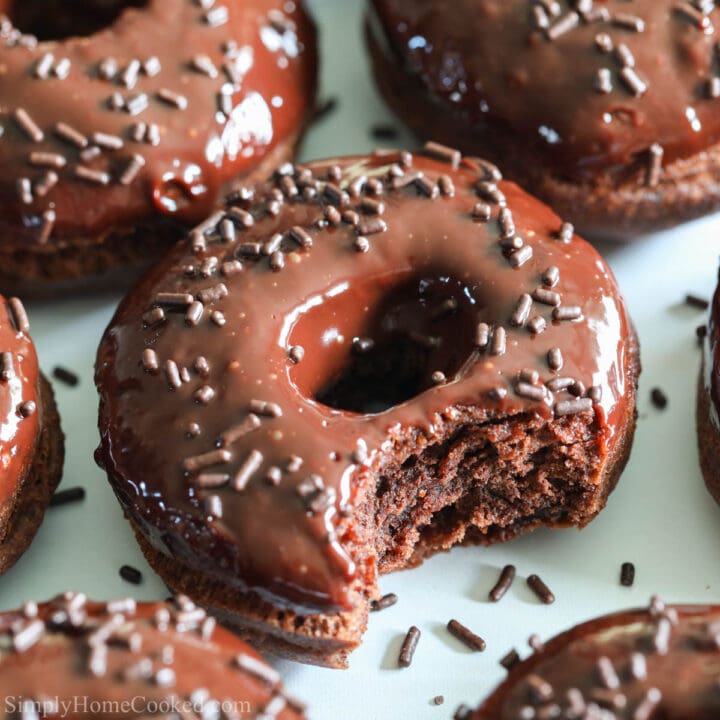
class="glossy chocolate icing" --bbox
[0,593,305,719]
[0,0,316,248]
[472,600,720,719]
[95,148,635,615]
[0,296,40,524]
[369,1,720,181]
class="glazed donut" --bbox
[0,0,316,292]
[465,598,720,718]
[367,1,720,240]
[698,267,720,505]
[0,295,63,575]
[95,146,640,667]
[0,592,307,719]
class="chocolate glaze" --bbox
[0,593,305,719]
[472,600,720,719]
[0,0,316,248]
[368,1,720,181]
[95,148,635,615]
[0,296,40,523]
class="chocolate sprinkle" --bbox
[12,619,45,653]
[370,593,398,612]
[491,326,507,356]
[558,222,574,244]
[510,293,533,327]
[500,648,521,671]
[553,306,583,322]
[685,293,710,310]
[233,449,264,491]
[650,387,668,410]
[183,448,231,473]
[370,124,400,140]
[49,486,86,508]
[489,564,516,602]
[399,626,421,668]
[119,565,143,585]
[555,397,593,416]
[0,352,13,382]
[542,266,560,287]
[547,347,564,371]
[52,366,79,387]
[314,96,338,122]
[646,143,664,187]
[9,297,30,334]
[14,108,44,142]
[424,141,461,169]
[447,619,486,652]
[527,574,555,604]
[621,561,635,587]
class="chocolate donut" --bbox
[0,0,316,292]
[95,146,640,667]
[367,1,720,240]
[0,592,307,719]
[698,268,720,505]
[0,295,64,575]
[465,598,720,718]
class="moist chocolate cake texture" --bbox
[0,295,63,575]
[0,592,307,719]
[468,598,720,719]
[95,145,640,667]
[367,0,720,239]
[0,0,317,287]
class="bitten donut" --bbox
[464,598,720,719]
[367,1,720,240]
[0,0,316,292]
[95,145,640,667]
[0,592,307,719]
[0,295,63,575]
[698,267,720,505]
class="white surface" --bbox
[2,1,720,717]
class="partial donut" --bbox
[95,145,640,667]
[698,266,720,506]
[464,598,720,719]
[0,592,307,719]
[0,295,64,575]
[0,0,317,292]
[367,1,720,240]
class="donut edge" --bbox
[697,360,720,506]
[0,373,65,575]
[0,129,306,298]
[365,16,720,243]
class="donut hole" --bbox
[5,0,148,41]
[288,273,480,415]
